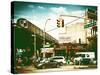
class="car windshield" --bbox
[53,57,63,59]
[74,54,85,57]
[74,54,80,57]
[40,58,48,62]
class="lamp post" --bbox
[32,34,36,57]
[43,18,51,58]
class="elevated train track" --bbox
[12,18,58,51]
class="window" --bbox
[86,54,89,57]
[81,54,85,57]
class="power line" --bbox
[46,15,85,32]
[60,15,85,19]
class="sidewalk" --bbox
[74,65,97,69]
[16,65,36,73]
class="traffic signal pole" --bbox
[46,15,85,32]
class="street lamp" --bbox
[43,18,51,58]
[32,34,36,57]
[43,18,51,46]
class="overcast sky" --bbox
[12,1,97,40]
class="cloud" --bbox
[38,6,45,9]
[50,7,85,17]
[50,7,68,15]
[12,15,19,19]
[71,10,85,17]
[28,5,34,8]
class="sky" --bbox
[12,1,97,40]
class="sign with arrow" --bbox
[84,21,96,29]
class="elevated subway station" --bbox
[12,18,59,58]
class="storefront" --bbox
[41,48,54,58]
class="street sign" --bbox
[43,44,51,48]
[84,21,96,29]
[41,48,54,53]
[87,9,97,20]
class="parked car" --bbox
[34,58,60,69]
[73,52,95,65]
[50,56,66,65]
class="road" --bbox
[15,65,97,73]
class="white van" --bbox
[73,52,96,65]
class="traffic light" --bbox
[62,19,64,27]
[57,19,60,27]
[57,19,64,27]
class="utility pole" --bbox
[43,19,51,58]
[84,9,88,45]
[32,34,36,57]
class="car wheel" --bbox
[56,64,60,68]
[42,65,45,69]
[74,61,78,65]
[60,62,63,66]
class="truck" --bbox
[73,52,96,65]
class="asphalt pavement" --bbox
[15,64,97,73]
